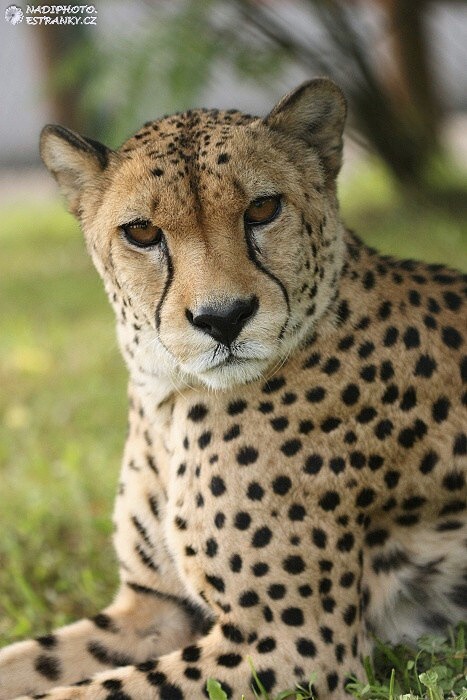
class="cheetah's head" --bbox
[40,79,346,392]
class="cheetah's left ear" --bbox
[264,78,347,184]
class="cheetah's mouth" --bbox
[182,341,274,388]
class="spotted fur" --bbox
[0,79,466,700]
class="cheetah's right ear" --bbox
[40,125,114,216]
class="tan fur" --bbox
[0,80,465,700]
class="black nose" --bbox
[186,296,259,346]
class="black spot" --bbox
[217,153,230,164]
[270,416,289,431]
[414,354,437,378]
[322,596,336,612]
[247,482,264,501]
[443,291,462,311]
[217,653,242,667]
[160,683,184,700]
[223,424,240,441]
[174,516,187,530]
[34,654,61,680]
[262,377,286,393]
[239,590,260,607]
[288,503,306,521]
[319,491,340,511]
[330,457,346,474]
[227,399,247,415]
[268,584,286,600]
[283,555,305,574]
[378,301,392,320]
[229,555,242,573]
[221,624,244,643]
[343,605,357,625]
[322,357,340,375]
[258,401,274,413]
[403,496,426,510]
[403,326,420,349]
[257,637,276,653]
[251,669,276,694]
[359,341,375,359]
[214,512,225,529]
[449,585,467,608]
[338,334,355,351]
[152,168,164,177]
[349,452,365,470]
[320,625,333,643]
[327,672,339,692]
[342,384,360,405]
[198,431,211,449]
[340,572,355,588]
[375,419,393,440]
[321,417,341,433]
[460,356,467,382]
[298,584,313,597]
[87,641,131,667]
[296,638,316,657]
[205,538,218,557]
[396,513,419,526]
[432,397,450,423]
[236,446,258,465]
[252,562,269,577]
[252,526,272,548]
[299,419,314,434]
[356,406,377,423]
[272,475,292,495]
[306,386,326,403]
[304,454,323,474]
[281,439,302,456]
[442,326,462,349]
[442,471,465,491]
[337,533,355,552]
[206,574,225,592]
[380,361,394,381]
[234,511,251,530]
[282,391,297,404]
[187,404,208,422]
[36,634,57,649]
[365,529,389,546]
[360,364,377,382]
[356,488,376,508]
[210,476,226,496]
[312,528,327,548]
[184,667,201,680]
[454,433,467,455]
[281,607,304,626]
[363,270,375,289]
[400,387,417,411]
[182,645,201,662]
[384,470,400,488]
[303,352,321,369]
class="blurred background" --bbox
[1,0,466,643]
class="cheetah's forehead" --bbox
[119,108,258,160]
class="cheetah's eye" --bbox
[244,195,282,227]
[121,220,163,249]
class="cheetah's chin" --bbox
[188,356,271,390]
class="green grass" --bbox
[0,165,466,694]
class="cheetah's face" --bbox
[40,80,346,390]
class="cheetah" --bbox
[0,78,466,700]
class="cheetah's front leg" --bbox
[11,585,367,700]
[0,583,206,700]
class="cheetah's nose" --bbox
[186,296,259,347]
